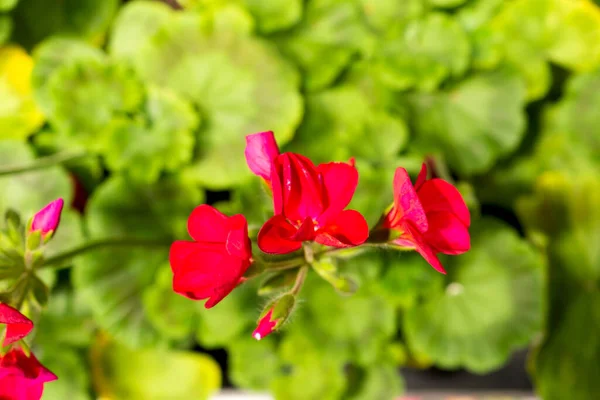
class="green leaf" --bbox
[196,281,257,348]
[0,0,17,11]
[73,175,202,347]
[103,86,199,183]
[0,16,12,45]
[410,69,527,175]
[110,7,303,188]
[12,0,118,49]
[241,0,302,33]
[372,13,470,91]
[32,38,104,114]
[229,336,279,390]
[533,290,600,400]
[403,218,546,373]
[286,85,408,164]
[271,332,347,400]
[92,336,221,400]
[38,347,91,400]
[143,263,198,340]
[429,0,467,7]
[43,57,145,150]
[489,0,600,99]
[0,46,45,140]
[273,0,374,91]
[344,363,404,400]
[357,0,426,33]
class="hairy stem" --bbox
[0,151,89,176]
[41,238,170,269]
[290,265,309,295]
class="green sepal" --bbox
[0,233,23,264]
[26,230,42,251]
[4,209,23,246]
[30,274,49,307]
[244,261,266,279]
[313,258,359,296]
[27,250,45,270]
[258,270,297,296]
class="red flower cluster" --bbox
[169,131,470,339]
[0,304,57,400]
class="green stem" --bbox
[290,265,309,295]
[0,151,89,176]
[42,238,170,269]
[266,259,305,271]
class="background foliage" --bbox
[1,0,599,399]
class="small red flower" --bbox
[254,151,368,254]
[383,163,470,273]
[29,199,64,239]
[0,304,33,347]
[169,205,252,308]
[245,131,280,185]
[0,348,57,400]
[252,310,278,341]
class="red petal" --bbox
[414,163,428,191]
[225,214,252,260]
[257,215,302,254]
[245,131,280,182]
[253,310,277,340]
[290,217,316,242]
[316,209,369,247]
[271,162,284,215]
[388,168,428,233]
[0,304,33,346]
[316,161,358,225]
[169,241,222,275]
[278,153,324,221]
[393,224,446,274]
[418,179,470,227]
[187,205,228,242]
[423,211,470,255]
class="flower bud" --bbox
[252,293,295,340]
[29,199,64,242]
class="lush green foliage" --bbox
[1,0,599,399]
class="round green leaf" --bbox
[111,10,302,188]
[410,69,527,176]
[287,85,408,164]
[92,337,221,400]
[357,0,426,33]
[404,218,546,373]
[73,175,202,347]
[372,13,470,91]
[533,290,600,400]
[344,363,404,400]
[103,86,199,183]
[273,0,375,91]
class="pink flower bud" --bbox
[30,199,64,239]
[252,310,278,341]
[244,131,280,183]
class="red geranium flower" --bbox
[245,132,369,254]
[383,163,470,273]
[0,348,57,400]
[169,205,252,308]
[0,304,33,347]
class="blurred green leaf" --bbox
[287,85,408,164]
[110,5,303,188]
[357,0,426,33]
[196,281,257,348]
[410,69,526,175]
[241,0,302,33]
[12,0,118,49]
[73,175,202,347]
[92,336,221,400]
[371,13,470,91]
[229,335,279,390]
[0,0,18,12]
[0,16,11,45]
[0,46,45,140]
[404,218,546,373]
[273,0,374,91]
[103,86,199,183]
[533,290,600,400]
[344,363,404,400]
[143,263,198,340]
